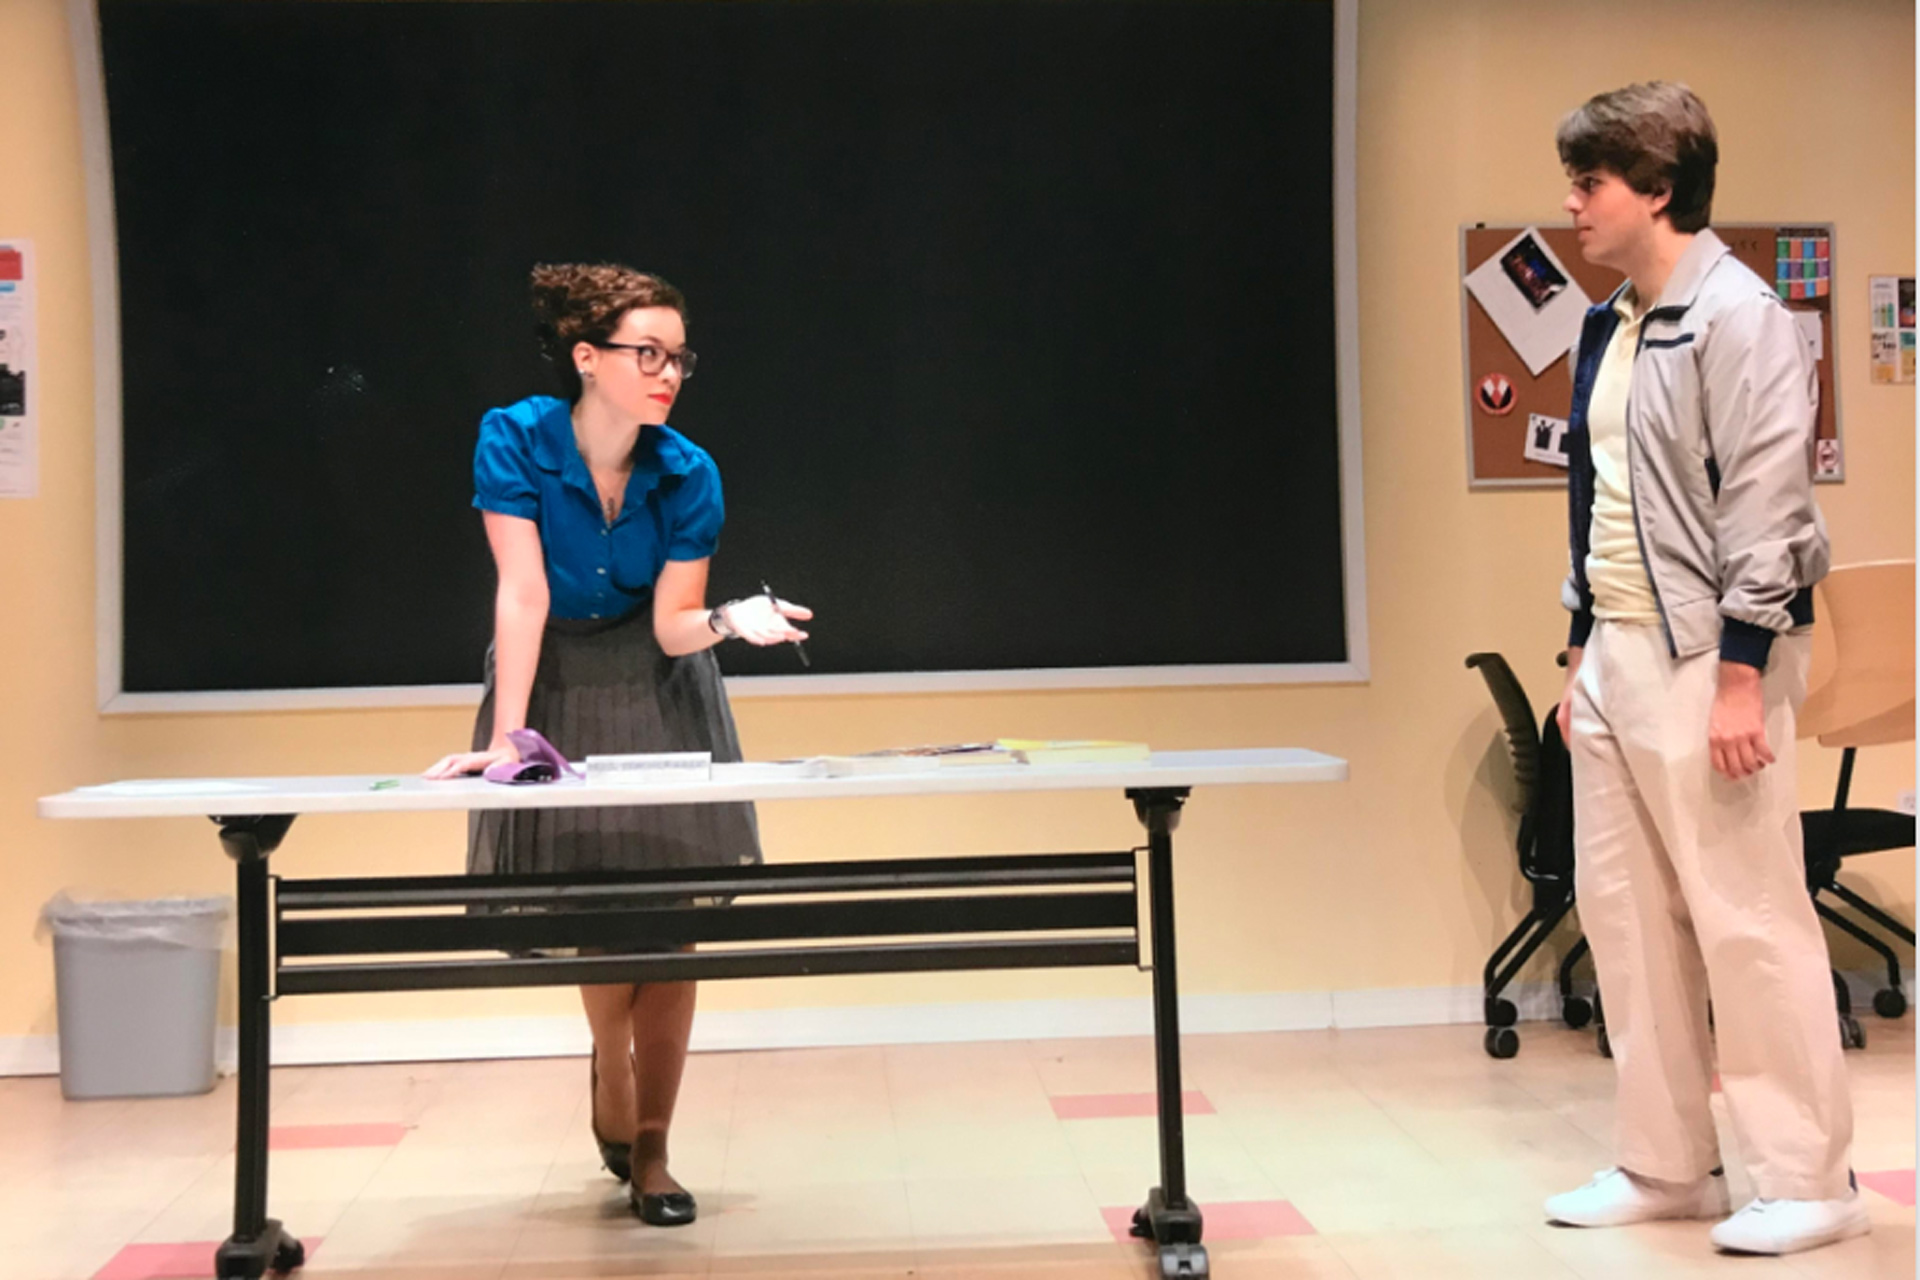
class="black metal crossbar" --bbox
[276,849,1134,908]
[275,853,1143,994]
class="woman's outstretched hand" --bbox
[721,594,813,647]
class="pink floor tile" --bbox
[1051,1090,1214,1120]
[1101,1200,1314,1243]
[1859,1169,1916,1207]
[268,1122,411,1150]
[94,1238,322,1280]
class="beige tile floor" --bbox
[0,1019,1910,1279]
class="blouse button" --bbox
[596,567,606,575]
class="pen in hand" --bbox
[761,581,810,668]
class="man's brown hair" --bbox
[529,263,687,402]
[1556,82,1718,234]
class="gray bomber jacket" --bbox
[1561,228,1829,669]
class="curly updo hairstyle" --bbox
[529,263,687,403]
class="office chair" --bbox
[1798,562,1916,1050]
[1467,652,1593,1059]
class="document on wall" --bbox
[1464,227,1594,376]
[0,241,37,498]
[1868,274,1915,386]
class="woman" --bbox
[426,263,809,1225]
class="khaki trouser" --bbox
[1570,620,1854,1201]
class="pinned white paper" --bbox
[1465,228,1593,376]
[1523,413,1571,468]
[1792,310,1824,361]
[0,240,36,498]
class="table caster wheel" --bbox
[1840,1015,1866,1050]
[1562,995,1593,1029]
[1484,1026,1518,1059]
[1130,1205,1152,1239]
[1874,988,1907,1020]
[1484,996,1517,1027]
[1159,1242,1209,1278]
[1596,1025,1612,1058]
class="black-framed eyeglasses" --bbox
[593,341,698,380]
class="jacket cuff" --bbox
[1719,618,1776,671]
[1567,609,1595,650]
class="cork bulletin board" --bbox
[1461,223,1841,488]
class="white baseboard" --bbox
[2,969,1904,1078]
[0,1036,60,1077]
[0,983,1539,1078]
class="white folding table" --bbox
[41,748,1346,1280]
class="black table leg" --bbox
[212,816,305,1280]
[1126,787,1206,1279]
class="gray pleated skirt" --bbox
[467,607,762,881]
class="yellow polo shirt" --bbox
[1585,288,1662,624]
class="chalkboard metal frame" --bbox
[73,0,1367,713]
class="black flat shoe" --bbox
[596,1134,633,1183]
[589,1053,632,1182]
[632,1187,698,1227]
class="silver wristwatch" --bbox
[707,603,737,639]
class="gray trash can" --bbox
[39,894,231,1099]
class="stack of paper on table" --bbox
[995,739,1151,765]
[793,743,1020,776]
[585,752,713,785]
[785,740,1152,775]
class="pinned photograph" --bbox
[1814,438,1842,481]
[1500,233,1569,311]
[1464,226,1593,376]
[1523,413,1570,468]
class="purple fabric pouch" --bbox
[482,728,583,785]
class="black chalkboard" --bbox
[103,0,1346,691]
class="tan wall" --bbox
[0,0,1911,1042]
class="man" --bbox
[1542,82,1866,1256]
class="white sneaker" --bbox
[1710,1194,1872,1255]
[1545,1167,1731,1227]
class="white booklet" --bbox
[585,752,713,786]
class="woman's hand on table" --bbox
[423,739,520,780]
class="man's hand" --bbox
[1556,646,1584,741]
[1708,661,1773,780]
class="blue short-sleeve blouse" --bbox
[472,396,725,620]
